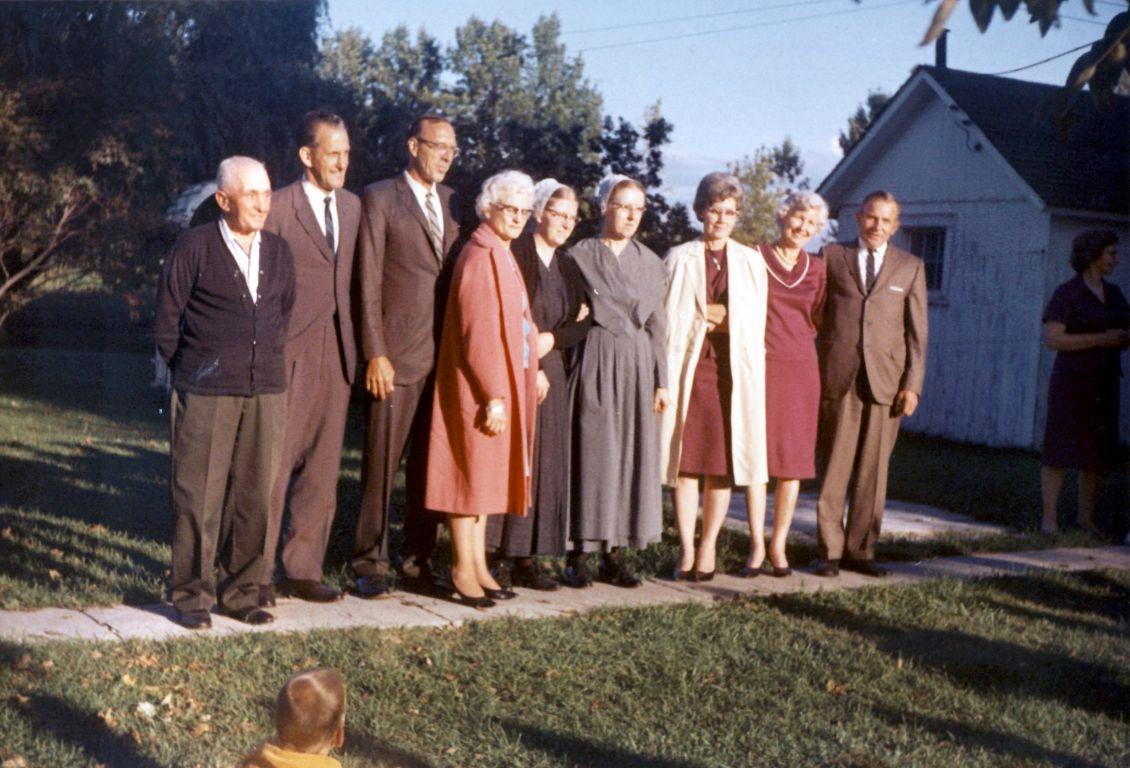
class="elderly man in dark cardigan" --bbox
[154,156,295,630]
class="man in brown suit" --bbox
[815,190,927,577]
[260,111,361,605]
[352,114,461,597]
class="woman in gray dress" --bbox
[564,174,668,587]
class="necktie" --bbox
[323,196,335,259]
[424,191,443,261]
[865,248,876,292]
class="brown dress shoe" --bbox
[279,578,342,602]
[220,606,275,625]
[176,609,212,630]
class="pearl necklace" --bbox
[765,245,809,289]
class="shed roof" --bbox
[922,66,1128,215]
[819,65,1129,217]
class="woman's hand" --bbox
[1104,328,1130,349]
[537,332,555,358]
[705,303,727,332]
[482,398,507,436]
[576,302,590,322]
[653,388,669,414]
[536,371,550,403]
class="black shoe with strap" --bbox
[598,552,642,588]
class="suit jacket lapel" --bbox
[844,245,865,295]
[394,176,436,260]
[292,185,335,263]
[872,246,899,291]
[440,189,459,256]
[689,240,707,316]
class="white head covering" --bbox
[596,173,634,213]
[533,178,569,219]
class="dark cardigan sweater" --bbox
[154,221,295,396]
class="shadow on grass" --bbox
[771,589,1129,722]
[976,571,1130,640]
[16,693,166,768]
[343,729,436,768]
[868,704,1109,768]
[498,719,707,768]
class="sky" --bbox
[326,0,1125,205]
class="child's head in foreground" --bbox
[276,667,346,755]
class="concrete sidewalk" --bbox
[1,546,1125,645]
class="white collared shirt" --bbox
[857,239,889,283]
[403,170,444,239]
[302,180,340,254]
[219,217,261,303]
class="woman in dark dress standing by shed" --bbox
[487,179,588,590]
[1040,229,1129,535]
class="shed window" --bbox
[903,226,945,292]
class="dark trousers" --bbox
[169,389,286,614]
[263,316,351,585]
[815,374,902,562]
[352,375,442,578]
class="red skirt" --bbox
[765,353,819,479]
[679,341,732,478]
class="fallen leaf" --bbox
[89,524,107,534]
[190,722,211,737]
[14,694,28,706]
[14,653,30,671]
[825,678,850,696]
[40,660,54,672]
[47,570,62,582]
[90,650,102,660]
[49,548,63,558]
[98,708,117,728]
[120,673,136,687]
[1,755,29,768]
[0,528,13,542]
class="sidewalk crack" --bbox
[77,609,126,641]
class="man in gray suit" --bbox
[815,190,928,577]
[260,111,361,605]
[352,114,461,597]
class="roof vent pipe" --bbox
[936,28,949,69]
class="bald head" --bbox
[214,156,271,236]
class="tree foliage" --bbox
[728,139,808,247]
[0,0,330,327]
[838,90,892,156]
[917,0,1130,100]
[321,16,694,254]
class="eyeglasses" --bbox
[609,203,645,216]
[494,203,533,219]
[414,136,461,158]
[543,208,577,224]
[705,207,739,220]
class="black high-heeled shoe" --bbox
[484,586,517,600]
[692,570,715,583]
[450,586,495,609]
[672,565,694,581]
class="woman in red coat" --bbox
[425,170,540,608]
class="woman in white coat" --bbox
[660,172,768,581]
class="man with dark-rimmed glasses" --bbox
[353,114,462,597]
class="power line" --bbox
[562,0,845,36]
[1060,13,1112,24]
[988,39,1100,75]
[576,0,920,54]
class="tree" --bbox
[917,1,1130,100]
[594,104,698,254]
[0,1,330,327]
[838,90,891,155]
[728,139,809,247]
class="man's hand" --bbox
[536,371,550,403]
[576,303,590,322]
[653,388,669,414]
[894,389,919,417]
[365,356,396,400]
[483,398,507,436]
[537,332,555,359]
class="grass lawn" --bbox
[0,346,1123,610]
[1,569,1127,767]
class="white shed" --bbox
[818,65,1129,449]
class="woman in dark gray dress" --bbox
[564,174,668,587]
[487,180,588,590]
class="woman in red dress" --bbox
[756,192,827,576]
